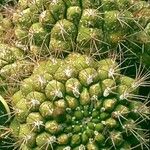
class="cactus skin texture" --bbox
[8,53,150,150]
[10,0,150,66]
[0,43,34,97]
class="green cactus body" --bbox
[0,44,34,97]
[8,0,149,66]
[0,0,150,150]
[9,53,149,150]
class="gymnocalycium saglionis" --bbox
[4,52,149,150]
[9,0,150,66]
[0,0,150,150]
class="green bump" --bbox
[97,58,119,80]
[26,91,46,111]
[104,118,118,129]
[79,68,99,87]
[102,98,117,112]
[94,132,105,144]
[49,0,66,21]
[95,123,104,132]
[77,27,103,51]
[74,109,83,120]
[14,98,29,123]
[65,78,82,98]
[14,26,28,43]
[102,78,116,97]
[39,101,54,119]
[45,80,65,101]
[26,112,44,132]
[80,9,103,28]
[66,95,79,109]
[18,124,36,148]
[36,132,56,148]
[45,120,63,134]
[87,141,99,150]
[80,87,90,105]
[12,90,24,106]
[50,19,77,41]
[67,6,82,25]
[57,134,69,145]
[73,125,82,133]
[54,63,77,82]
[39,10,56,29]
[49,38,73,54]
[13,8,38,28]
[29,22,49,46]
[112,104,129,118]
[109,131,123,147]
[101,0,118,11]
[89,82,102,99]
[71,134,81,147]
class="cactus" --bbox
[0,43,34,97]
[7,0,149,65]
[6,53,149,150]
[0,0,150,149]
